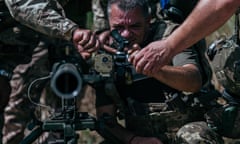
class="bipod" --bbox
[20,107,97,144]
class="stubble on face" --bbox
[109,4,149,46]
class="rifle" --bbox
[93,29,132,84]
[20,41,121,144]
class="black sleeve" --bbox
[94,82,114,108]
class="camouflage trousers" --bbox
[125,109,223,144]
[176,121,224,144]
[2,41,51,144]
[100,107,223,144]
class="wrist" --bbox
[161,38,177,61]
[70,25,79,42]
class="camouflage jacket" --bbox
[4,0,91,41]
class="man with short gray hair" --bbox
[93,0,223,143]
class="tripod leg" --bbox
[20,126,43,144]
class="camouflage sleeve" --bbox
[4,0,78,41]
[92,0,109,33]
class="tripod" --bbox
[20,42,124,144]
[20,99,98,144]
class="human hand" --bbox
[98,30,118,54]
[127,44,141,55]
[72,28,100,59]
[128,39,173,76]
[130,136,163,144]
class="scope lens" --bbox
[102,57,109,62]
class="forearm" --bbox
[151,64,202,92]
[166,0,240,56]
[5,0,78,41]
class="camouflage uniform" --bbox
[2,0,91,143]
[92,1,223,143]
[205,10,240,139]
[206,33,240,138]
[0,0,49,143]
[94,15,223,143]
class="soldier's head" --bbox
[107,0,151,46]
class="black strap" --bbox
[234,8,240,45]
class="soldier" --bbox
[2,0,99,143]
[0,1,48,143]
[92,0,161,33]
[130,0,240,140]
[131,0,240,74]
[93,0,223,143]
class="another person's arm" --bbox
[5,0,76,41]
[129,44,202,93]
[166,0,240,57]
[130,0,240,75]
[4,0,99,59]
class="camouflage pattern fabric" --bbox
[125,106,224,144]
[92,0,109,32]
[2,40,50,144]
[5,0,78,41]
[93,2,220,142]
[1,0,92,143]
[125,110,190,143]
[207,34,240,97]
[0,6,50,143]
[205,101,240,139]
[0,18,55,144]
[176,121,224,144]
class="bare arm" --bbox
[167,0,240,56]
[131,0,240,75]
[150,64,202,92]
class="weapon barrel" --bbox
[50,63,82,99]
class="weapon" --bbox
[94,29,132,85]
[20,42,120,144]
